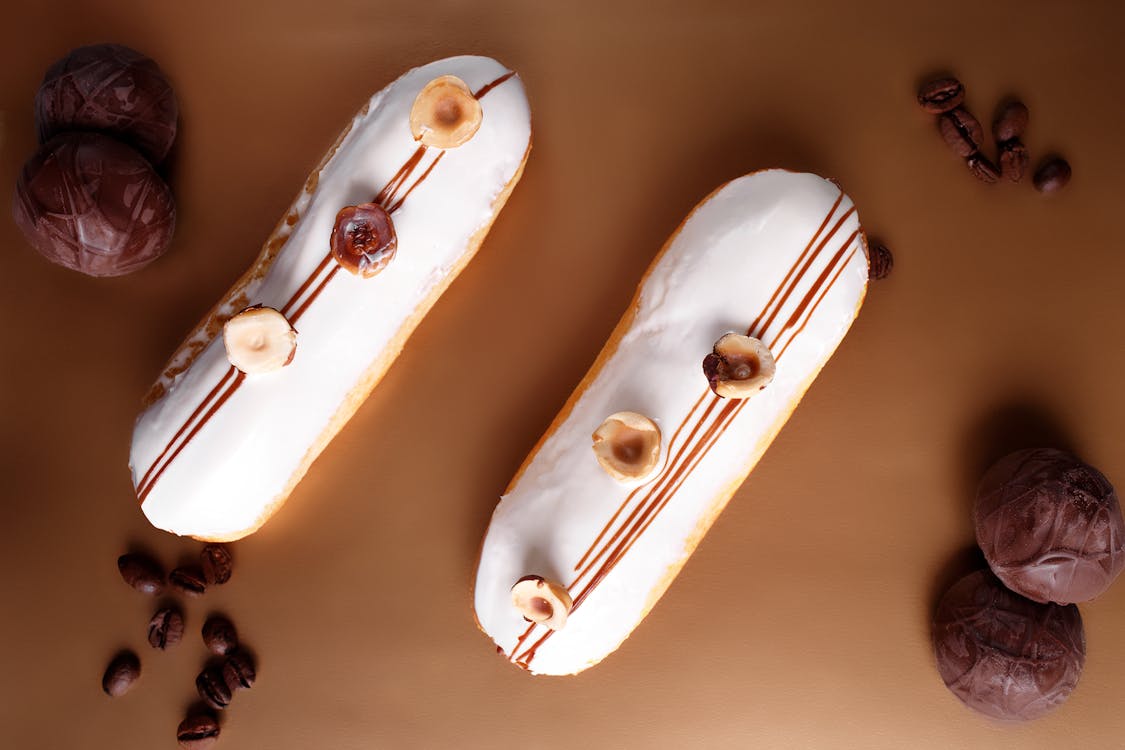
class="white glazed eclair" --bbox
[473,170,868,675]
[130,56,531,541]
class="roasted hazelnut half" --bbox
[330,202,398,278]
[409,75,482,149]
[591,411,662,483]
[223,306,297,375]
[511,576,572,631]
[703,333,776,399]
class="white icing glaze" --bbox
[474,171,868,675]
[130,56,530,539]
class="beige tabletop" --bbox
[2,1,1125,747]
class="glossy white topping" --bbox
[130,56,531,539]
[474,170,867,675]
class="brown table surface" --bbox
[3,1,1125,747]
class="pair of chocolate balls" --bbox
[933,448,1124,721]
[12,44,179,277]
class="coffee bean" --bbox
[222,650,257,691]
[938,108,984,158]
[202,615,238,656]
[999,139,1030,182]
[966,152,1001,184]
[993,100,1030,143]
[868,243,894,281]
[918,77,965,114]
[170,566,207,597]
[1034,157,1072,193]
[196,665,232,710]
[148,607,185,650]
[102,650,141,697]
[117,553,164,595]
[177,712,220,749]
[200,544,233,586]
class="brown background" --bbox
[2,1,1125,747]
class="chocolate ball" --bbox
[975,448,1124,604]
[932,570,1085,721]
[35,43,178,164]
[12,132,176,277]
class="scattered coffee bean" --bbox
[938,107,984,158]
[202,615,239,656]
[918,77,965,114]
[148,607,185,650]
[1034,157,1072,194]
[196,665,233,710]
[222,650,257,692]
[993,100,1029,143]
[170,566,208,597]
[998,139,1030,182]
[966,152,1001,184]
[868,243,894,280]
[177,712,221,749]
[201,544,233,586]
[102,650,141,697]
[117,553,164,595]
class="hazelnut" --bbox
[591,411,662,483]
[222,306,297,375]
[511,576,572,631]
[409,75,483,149]
[703,333,776,399]
[330,202,397,278]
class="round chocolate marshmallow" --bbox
[975,448,1124,604]
[35,43,179,164]
[13,132,176,277]
[932,570,1085,721]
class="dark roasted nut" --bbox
[102,650,141,697]
[117,553,165,595]
[200,544,233,586]
[993,100,1030,143]
[147,607,185,650]
[938,107,984,158]
[330,203,398,278]
[966,152,1001,184]
[1034,157,1072,194]
[998,139,1030,182]
[202,616,239,656]
[917,77,965,114]
[222,650,257,691]
[12,132,176,277]
[196,666,233,710]
[177,712,221,749]
[35,43,178,164]
[868,243,894,281]
[170,566,207,597]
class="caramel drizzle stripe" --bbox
[747,192,844,337]
[753,206,856,343]
[137,371,247,504]
[137,70,518,503]
[569,194,847,579]
[571,391,711,573]
[511,205,859,667]
[136,365,238,494]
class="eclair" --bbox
[130,56,531,540]
[474,170,868,675]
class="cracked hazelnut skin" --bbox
[591,411,662,483]
[330,202,398,278]
[703,333,776,399]
[511,575,572,631]
[409,75,483,149]
[222,306,297,375]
